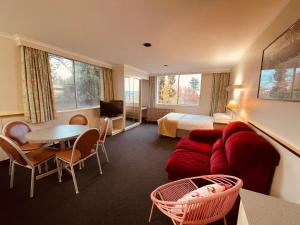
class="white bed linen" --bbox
[158,113,213,131]
[213,113,232,124]
[177,113,213,130]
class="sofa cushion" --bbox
[225,131,280,172]
[222,121,254,143]
[166,149,210,180]
[210,148,236,175]
[189,129,223,145]
[211,138,223,154]
[176,137,211,156]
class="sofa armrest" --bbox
[189,129,223,145]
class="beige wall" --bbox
[0,35,23,114]
[156,73,213,115]
[230,0,300,204]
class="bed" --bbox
[157,112,232,138]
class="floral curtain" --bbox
[210,72,230,115]
[102,67,114,102]
[148,76,156,108]
[21,46,56,123]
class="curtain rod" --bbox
[15,35,112,69]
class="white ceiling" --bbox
[0,0,289,74]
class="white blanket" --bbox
[158,113,213,136]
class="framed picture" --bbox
[258,19,300,101]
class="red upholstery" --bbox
[222,121,254,143]
[225,131,280,172]
[176,137,211,156]
[210,148,236,175]
[166,149,210,181]
[166,121,280,195]
[189,129,223,145]
[211,138,223,153]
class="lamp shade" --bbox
[226,100,240,110]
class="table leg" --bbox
[59,141,66,150]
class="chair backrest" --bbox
[0,135,30,166]
[69,114,89,125]
[99,117,109,142]
[72,128,100,162]
[2,121,31,146]
[150,175,242,224]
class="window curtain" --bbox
[102,68,114,102]
[148,76,156,108]
[21,46,56,124]
[210,72,230,115]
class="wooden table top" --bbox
[26,125,88,143]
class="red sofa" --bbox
[166,121,280,194]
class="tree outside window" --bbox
[49,54,102,111]
[157,74,201,105]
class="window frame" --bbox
[156,73,202,106]
[49,53,103,112]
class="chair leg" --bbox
[70,165,79,194]
[149,203,154,222]
[102,143,109,163]
[9,158,12,176]
[56,158,62,182]
[9,162,15,189]
[95,151,103,175]
[45,161,49,172]
[79,162,82,170]
[82,161,85,168]
[223,216,227,225]
[38,165,42,174]
[30,168,35,198]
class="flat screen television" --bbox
[100,100,123,117]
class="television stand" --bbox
[105,115,124,135]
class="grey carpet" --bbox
[0,123,177,225]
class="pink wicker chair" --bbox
[149,175,243,225]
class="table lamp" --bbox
[226,100,240,119]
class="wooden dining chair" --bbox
[0,135,57,198]
[56,128,102,194]
[69,114,89,125]
[68,114,89,170]
[96,117,109,163]
[2,121,47,175]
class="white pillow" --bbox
[170,183,231,215]
[213,113,232,123]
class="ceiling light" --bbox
[143,43,152,47]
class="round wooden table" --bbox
[26,125,89,150]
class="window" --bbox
[49,54,102,111]
[157,74,202,105]
[74,61,102,108]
